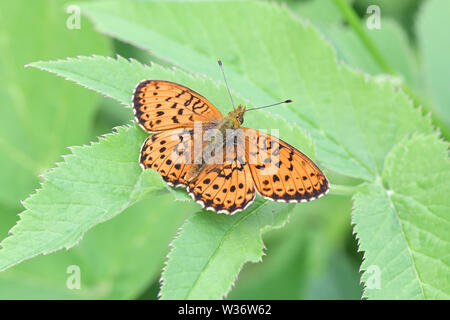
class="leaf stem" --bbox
[333,0,449,137]
[333,0,394,74]
[329,184,357,196]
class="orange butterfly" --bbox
[132,65,329,214]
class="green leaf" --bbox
[227,195,361,300]
[0,195,198,299]
[0,0,110,208]
[28,55,243,113]
[0,125,169,272]
[416,0,450,135]
[160,198,293,300]
[79,0,433,181]
[353,135,450,299]
[286,0,347,29]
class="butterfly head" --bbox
[226,105,246,127]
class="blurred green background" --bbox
[0,0,446,299]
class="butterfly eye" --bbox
[238,114,244,124]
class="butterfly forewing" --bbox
[133,80,223,132]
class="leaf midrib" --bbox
[183,199,269,299]
[384,185,426,299]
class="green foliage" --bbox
[327,19,418,85]
[0,0,110,207]
[328,0,450,139]
[0,125,167,271]
[0,0,448,300]
[283,0,348,29]
[416,0,450,134]
[161,198,293,299]
[226,194,361,299]
[353,135,450,299]
[0,196,198,299]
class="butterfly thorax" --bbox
[184,105,246,182]
[223,105,246,129]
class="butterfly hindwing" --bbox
[187,158,256,214]
[243,128,329,202]
[140,128,196,187]
[133,80,223,132]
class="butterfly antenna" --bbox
[217,59,236,110]
[246,99,293,112]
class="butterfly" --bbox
[132,70,329,215]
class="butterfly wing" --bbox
[187,156,256,215]
[133,80,223,132]
[242,127,329,202]
[140,128,195,187]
